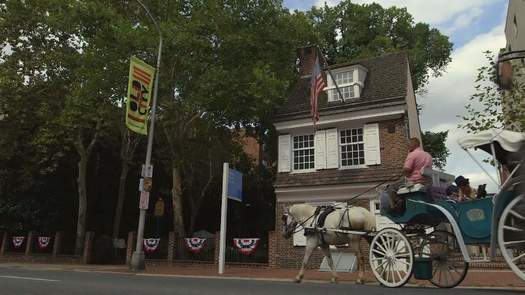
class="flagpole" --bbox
[130,0,162,271]
[316,46,345,102]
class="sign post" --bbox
[218,163,243,274]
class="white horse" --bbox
[282,203,376,284]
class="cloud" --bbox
[419,23,506,193]
[315,0,504,26]
[443,7,484,35]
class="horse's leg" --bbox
[320,244,338,283]
[295,236,316,283]
[354,238,366,285]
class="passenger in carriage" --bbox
[403,138,433,186]
[446,184,460,200]
[455,175,488,201]
[455,176,476,201]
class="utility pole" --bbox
[130,0,163,271]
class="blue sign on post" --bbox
[227,169,243,202]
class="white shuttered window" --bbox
[314,130,327,170]
[292,134,315,171]
[278,134,291,172]
[340,128,365,167]
[364,123,381,165]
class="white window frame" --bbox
[339,127,367,169]
[325,68,357,102]
[291,133,315,172]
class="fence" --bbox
[126,231,272,267]
[0,231,83,264]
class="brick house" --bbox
[272,46,421,269]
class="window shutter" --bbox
[278,134,291,172]
[314,130,326,170]
[325,128,339,169]
[364,123,381,165]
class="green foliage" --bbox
[460,51,525,133]
[307,1,453,91]
[421,130,450,170]
[0,0,454,237]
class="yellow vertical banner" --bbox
[126,56,155,135]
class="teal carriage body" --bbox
[369,129,525,288]
[385,191,498,245]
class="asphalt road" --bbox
[0,266,521,295]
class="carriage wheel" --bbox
[498,195,525,282]
[369,228,414,288]
[423,230,469,288]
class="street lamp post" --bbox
[130,0,163,271]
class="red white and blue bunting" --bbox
[184,238,207,254]
[37,237,52,250]
[12,236,25,248]
[143,238,160,253]
[233,238,260,255]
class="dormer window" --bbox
[325,65,367,102]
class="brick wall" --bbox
[271,118,409,270]
[378,118,409,169]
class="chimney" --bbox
[298,46,319,76]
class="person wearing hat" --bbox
[446,184,460,201]
[455,175,477,202]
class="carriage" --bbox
[370,129,525,288]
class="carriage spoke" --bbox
[372,248,386,256]
[395,269,404,282]
[379,261,388,278]
[510,210,525,220]
[380,235,391,251]
[397,259,411,267]
[392,237,400,252]
[387,263,395,283]
[504,225,524,232]
[511,251,525,262]
[375,241,389,255]
[442,265,450,286]
[504,240,525,246]
[394,252,411,258]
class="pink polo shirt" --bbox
[404,147,433,183]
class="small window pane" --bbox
[339,128,365,167]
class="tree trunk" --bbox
[172,165,186,238]
[112,162,130,242]
[75,156,88,255]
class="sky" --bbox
[284,0,510,192]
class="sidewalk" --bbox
[1,262,524,289]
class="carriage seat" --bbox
[422,167,455,188]
[396,183,426,195]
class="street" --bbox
[0,265,521,295]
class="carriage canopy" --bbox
[458,129,525,165]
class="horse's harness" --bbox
[286,205,354,245]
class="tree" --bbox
[461,51,525,133]
[0,0,149,254]
[308,1,453,91]
[421,131,450,169]
[152,0,317,236]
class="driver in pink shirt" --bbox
[403,138,433,184]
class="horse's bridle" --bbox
[282,211,316,238]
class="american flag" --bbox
[310,56,325,124]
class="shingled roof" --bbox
[275,52,409,122]
[275,167,403,188]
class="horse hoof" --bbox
[331,278,338,284]
[294,277,302,283]
[355,279,365,285]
